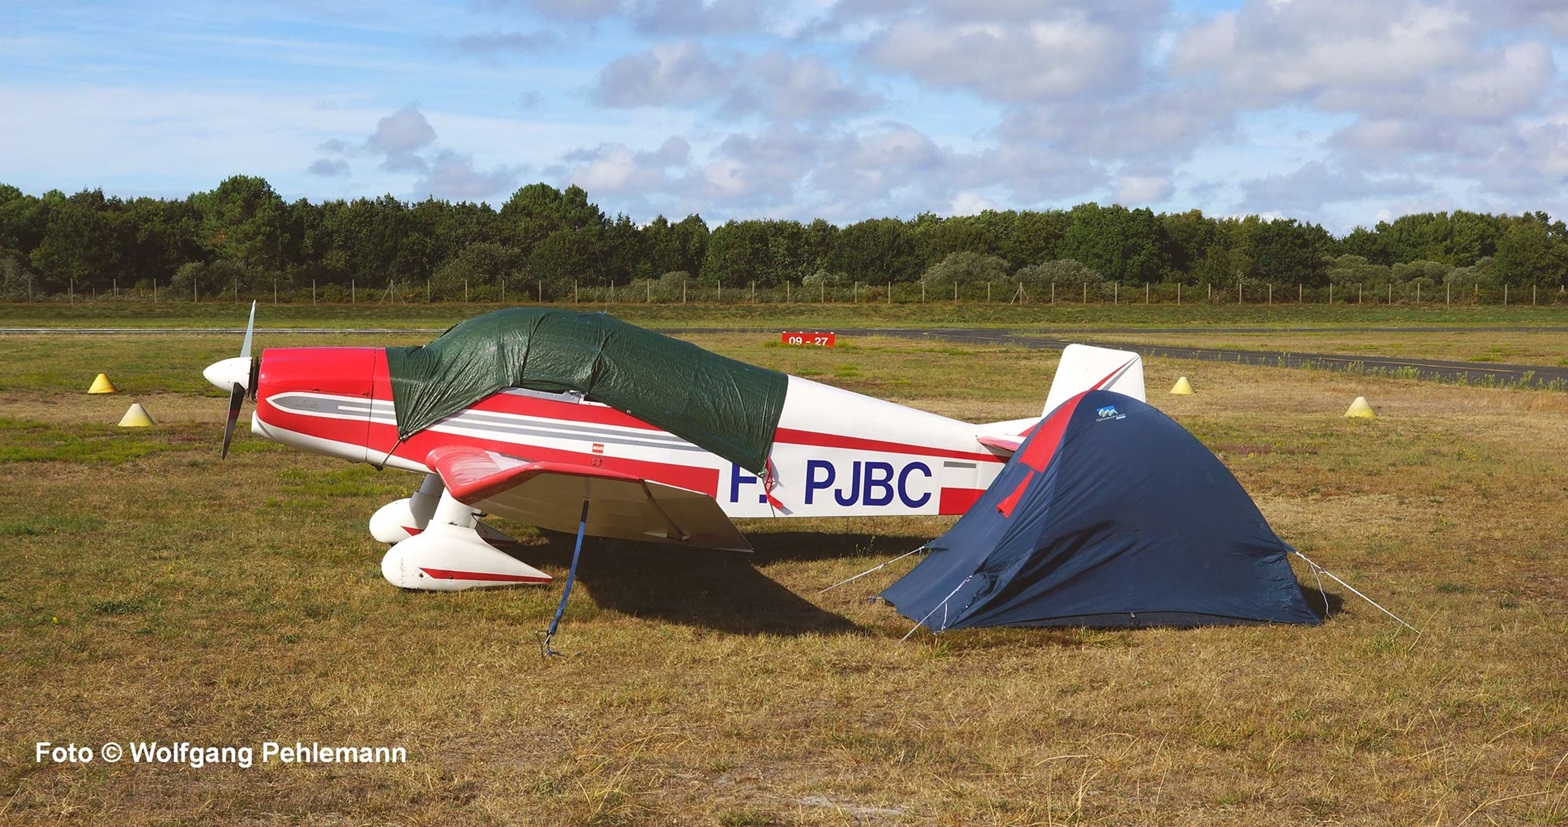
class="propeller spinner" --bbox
[203,301,259,458]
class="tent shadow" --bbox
[1300,582,1345,621]
[519,531,863,637]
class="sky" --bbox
[2,0,1567,235]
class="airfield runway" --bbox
[5,325,1567,389]
[838,327,1568,390]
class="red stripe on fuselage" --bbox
[418,567,551,584]
[939,487,985,514]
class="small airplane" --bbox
[203,305,1145,595]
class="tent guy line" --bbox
[1294,550,1423,634]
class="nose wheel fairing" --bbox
[375,477,552,591]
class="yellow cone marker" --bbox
[1344,396,1376,418]
[118,402,154,427]
[1169,376,1194,395]
[88,373,117,394]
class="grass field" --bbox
[2,305,1566,825]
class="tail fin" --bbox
[974,344,1146,454]
[1041,344,1144,417]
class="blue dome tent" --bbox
[880,390,1322,632]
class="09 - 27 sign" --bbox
[781,331,836,347]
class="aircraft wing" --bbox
[427,444,753,552]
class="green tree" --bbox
[193,175,288,275]
[994,210,1068,269]
[1057,203,1169,284]
[28,190,119,292]
[829,218,921,284]
[922,251,1009,292]
[1493,214,1568,288]
[1247,218,1331,286]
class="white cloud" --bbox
[591,42,730,108]
[415,149,521,200]
[865,14,1140,102]
[1115,175,1174,205]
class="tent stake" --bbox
[541,500,591,656]
[1294,550,1421,634]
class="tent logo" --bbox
[1096,405,1125,421]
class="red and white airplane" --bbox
[204,305,1144,592]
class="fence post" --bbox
[1177,282,1181,305]
[1504,284,1508,305]
[312,279,316,305]
[1268,283,1272,305]
[352,279,356,305]
[1146,282,1150,304]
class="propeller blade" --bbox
[239,300,257,359]
[221,381,245,459]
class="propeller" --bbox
[202,301,259,459]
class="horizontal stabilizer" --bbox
[975,434,1023,455]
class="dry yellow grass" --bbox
[1,330,1565,825]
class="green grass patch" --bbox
[0,417,186,463]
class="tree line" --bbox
[2,175,1566,302]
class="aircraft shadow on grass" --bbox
[506,530,933,637]
[504,528,1345,639]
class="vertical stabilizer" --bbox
[1041,344,1145,417]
